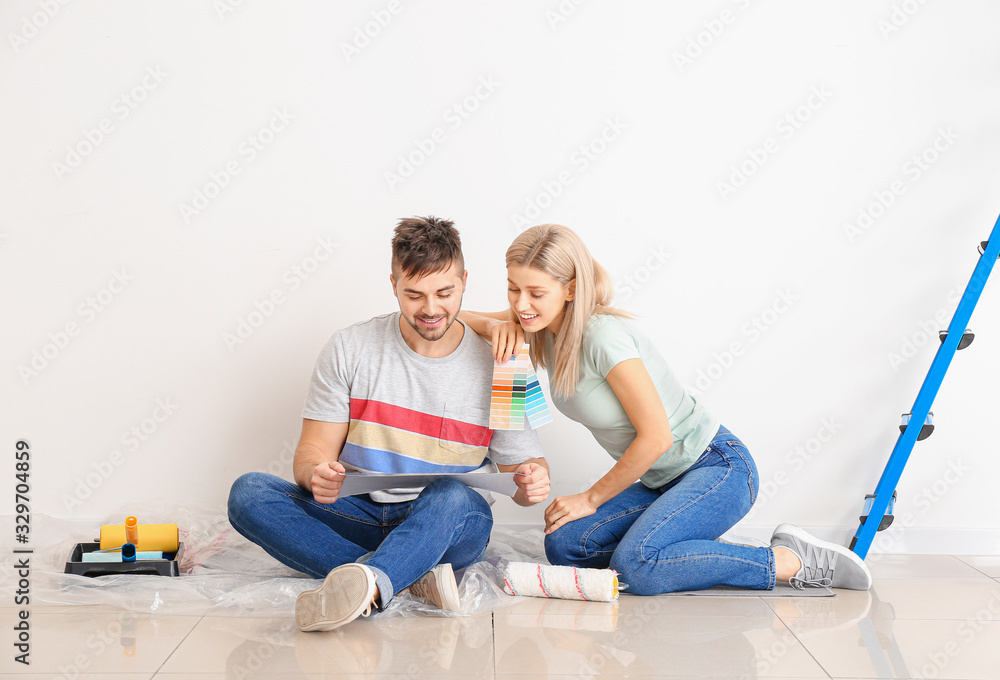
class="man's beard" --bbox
[405,312,458,342]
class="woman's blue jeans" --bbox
[228,473,493,605]
[544,426,775,594]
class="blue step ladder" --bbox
[851,216,1000,559]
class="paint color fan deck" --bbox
[489,343,552,430]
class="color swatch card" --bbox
[522,362,553,428]
[489,343,553,430]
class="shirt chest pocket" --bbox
[439,403,492,457]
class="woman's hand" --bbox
[544,493,598,534]
[489,319,525,363]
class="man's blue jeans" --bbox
[544,426,775,594]
[227,474,494,605]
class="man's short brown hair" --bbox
[391,216,465,279]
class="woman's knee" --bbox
[607,548,671,595]
[606,530,674,594]
[544,531,573,565]
[608,564,663,595]
[544,525,592,566]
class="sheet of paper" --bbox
[338,471,519,497]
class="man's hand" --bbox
[544,492,598,534]
[489,319,525,364]
[311,461,346,504]
[513,462,550,505]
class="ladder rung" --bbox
[900,412,934,440]
[859,492,896,532]
[939,329,975,350]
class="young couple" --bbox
[228,215,871,633]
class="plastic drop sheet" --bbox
[0,502,765,619]
[0,502,552,619]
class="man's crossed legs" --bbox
[228,474,493,630]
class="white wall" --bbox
[4,1,1000,553]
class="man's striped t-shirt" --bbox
[302,312,542,502]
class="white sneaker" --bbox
[407,563,460,611]
[296,563,378,632]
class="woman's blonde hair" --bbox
[506,224,631,398]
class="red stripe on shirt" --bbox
[349,399,492,447]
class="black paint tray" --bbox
[64,541,183,577]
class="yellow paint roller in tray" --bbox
[99,516,179,552]
[65,515,184,577]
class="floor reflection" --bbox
[498,603,766,677]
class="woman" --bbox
[462,224,871,594]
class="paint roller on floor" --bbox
[501,562,623,602]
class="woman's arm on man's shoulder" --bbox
[458,310,524,362]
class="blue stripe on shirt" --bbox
[339,442,493,474]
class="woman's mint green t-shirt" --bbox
[548,315,721,488]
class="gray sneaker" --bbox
[407,563,461,611]
[771,523,872,591]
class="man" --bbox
[228,216,550,631]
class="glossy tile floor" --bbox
[5,554,1000,679]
